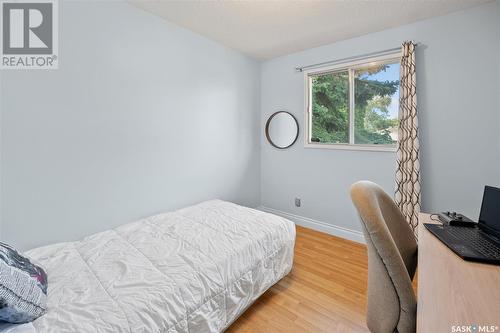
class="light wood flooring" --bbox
[227,225,370,333]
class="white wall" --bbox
[260,2,500,235]
[1,1,261,250]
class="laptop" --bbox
[424,186,500,265]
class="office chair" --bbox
[350,181,418,333]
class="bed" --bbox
[22,200,296,333]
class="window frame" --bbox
[303,52,401,152]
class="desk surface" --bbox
[417,213,500,333]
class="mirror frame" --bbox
[265,111,299,149]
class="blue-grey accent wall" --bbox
[1,1,499,249]
[260,2,500,233]
[1,2,261,250]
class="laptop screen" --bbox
[479,186,500,236]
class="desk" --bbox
[417,213,500,333]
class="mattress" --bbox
[24,200,295,333]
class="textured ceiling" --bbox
[131,0,492,60]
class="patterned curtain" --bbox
[395,41,421,236]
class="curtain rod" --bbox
[295,43,418,72]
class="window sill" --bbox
[304,142,397,152]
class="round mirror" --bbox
[265,111,299,149]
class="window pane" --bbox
[310,71,349,144]
[354,63,400,145]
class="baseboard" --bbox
[258,206,365,244]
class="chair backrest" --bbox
[350,181,418,333]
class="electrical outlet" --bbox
[295,198,301,207]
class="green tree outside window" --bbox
[310,62,399,145]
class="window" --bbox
[305,53,400,151]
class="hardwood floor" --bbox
[227,225,370,333]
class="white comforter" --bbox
[24,200,295,333]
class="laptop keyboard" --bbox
[446,227,500,259]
